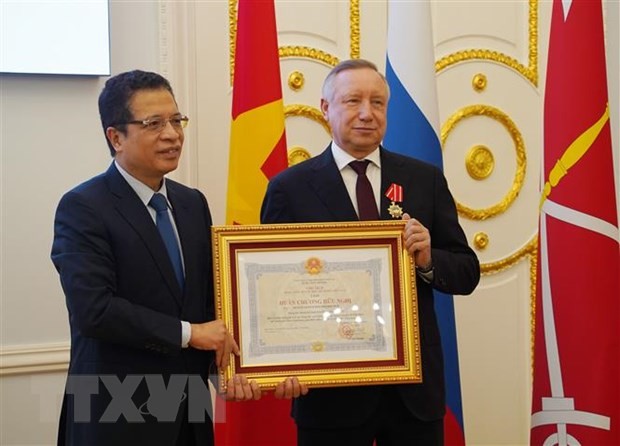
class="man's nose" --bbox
[357,101,372,119]
[160,120,181,138]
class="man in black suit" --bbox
[52,70,263,445]
[261,59,480,445]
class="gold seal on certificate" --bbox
[212,221,422,391]
[304,257,324,275]
[311,341,325,352]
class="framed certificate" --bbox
[211,221,421,391]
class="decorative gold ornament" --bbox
[228,0,237,84]
[480,236,536,275]
[387,202,404,219]
[288,71,305,91]
[529,241,537,374]
[435,0,538,86]
[441,104,526,221]
[288,147,311,166]
[349,0,360,59]
[473,232,489,250]
[279,46,339,66]
[472,73,487,92]
[466,145,495,180]
[284,104,331,135]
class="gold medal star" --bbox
[388,201,404,219]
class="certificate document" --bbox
[237,248,396,366]
[212,221,422,390]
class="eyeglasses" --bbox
[117,115,189,133]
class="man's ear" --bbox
[320,98,329,118]
[105,127,123,154]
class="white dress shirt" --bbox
[115,161,191,348]
[330,143,382,218]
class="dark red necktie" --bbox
[349,160,379,220]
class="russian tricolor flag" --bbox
[384,1,466,444]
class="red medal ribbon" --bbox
[385,183,403,202]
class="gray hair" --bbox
[321,59,390,102]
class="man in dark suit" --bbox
[261,59,480,445]
[52,70,262,445]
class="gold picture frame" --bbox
[211,221,421,392]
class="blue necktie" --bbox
[349,160,379,220]
[149,193,184,289]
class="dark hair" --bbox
[322,59,390,102]
[98,70,175,156]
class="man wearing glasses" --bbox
[51,70,266,445]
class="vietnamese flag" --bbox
[216,0,293,445]
[530,0,619,444]
[225,0,288,226]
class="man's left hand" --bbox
[274,377,309,399]
[225,375,261,401]
[402,213,432,269]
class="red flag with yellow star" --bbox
[225,0,288,226]
[216,0,293,444]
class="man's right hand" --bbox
[189,320,239,368]
[274,377,309,399]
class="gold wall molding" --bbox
[284,104,331,135]
[279,47,339,66]
[480,236,536,275]
[228,0,237,84]
[441,104,526,221]
[435,0,538,86]
[229,0,360,82]
[528,239,538,372]
[229,2,345,79]
[480,235,537,363]
[0,343,69,376]
[288,146,312,166]
[349,0,360,58]
[479,236,538,368]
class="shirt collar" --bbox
[330,142,381,172]
[114,160,170,207]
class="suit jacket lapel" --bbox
[308,147,359,222]
[105,163,183,307]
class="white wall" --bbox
[606,0,620,221]
[0,2,160,444]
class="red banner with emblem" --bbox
[530,0,619,444]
